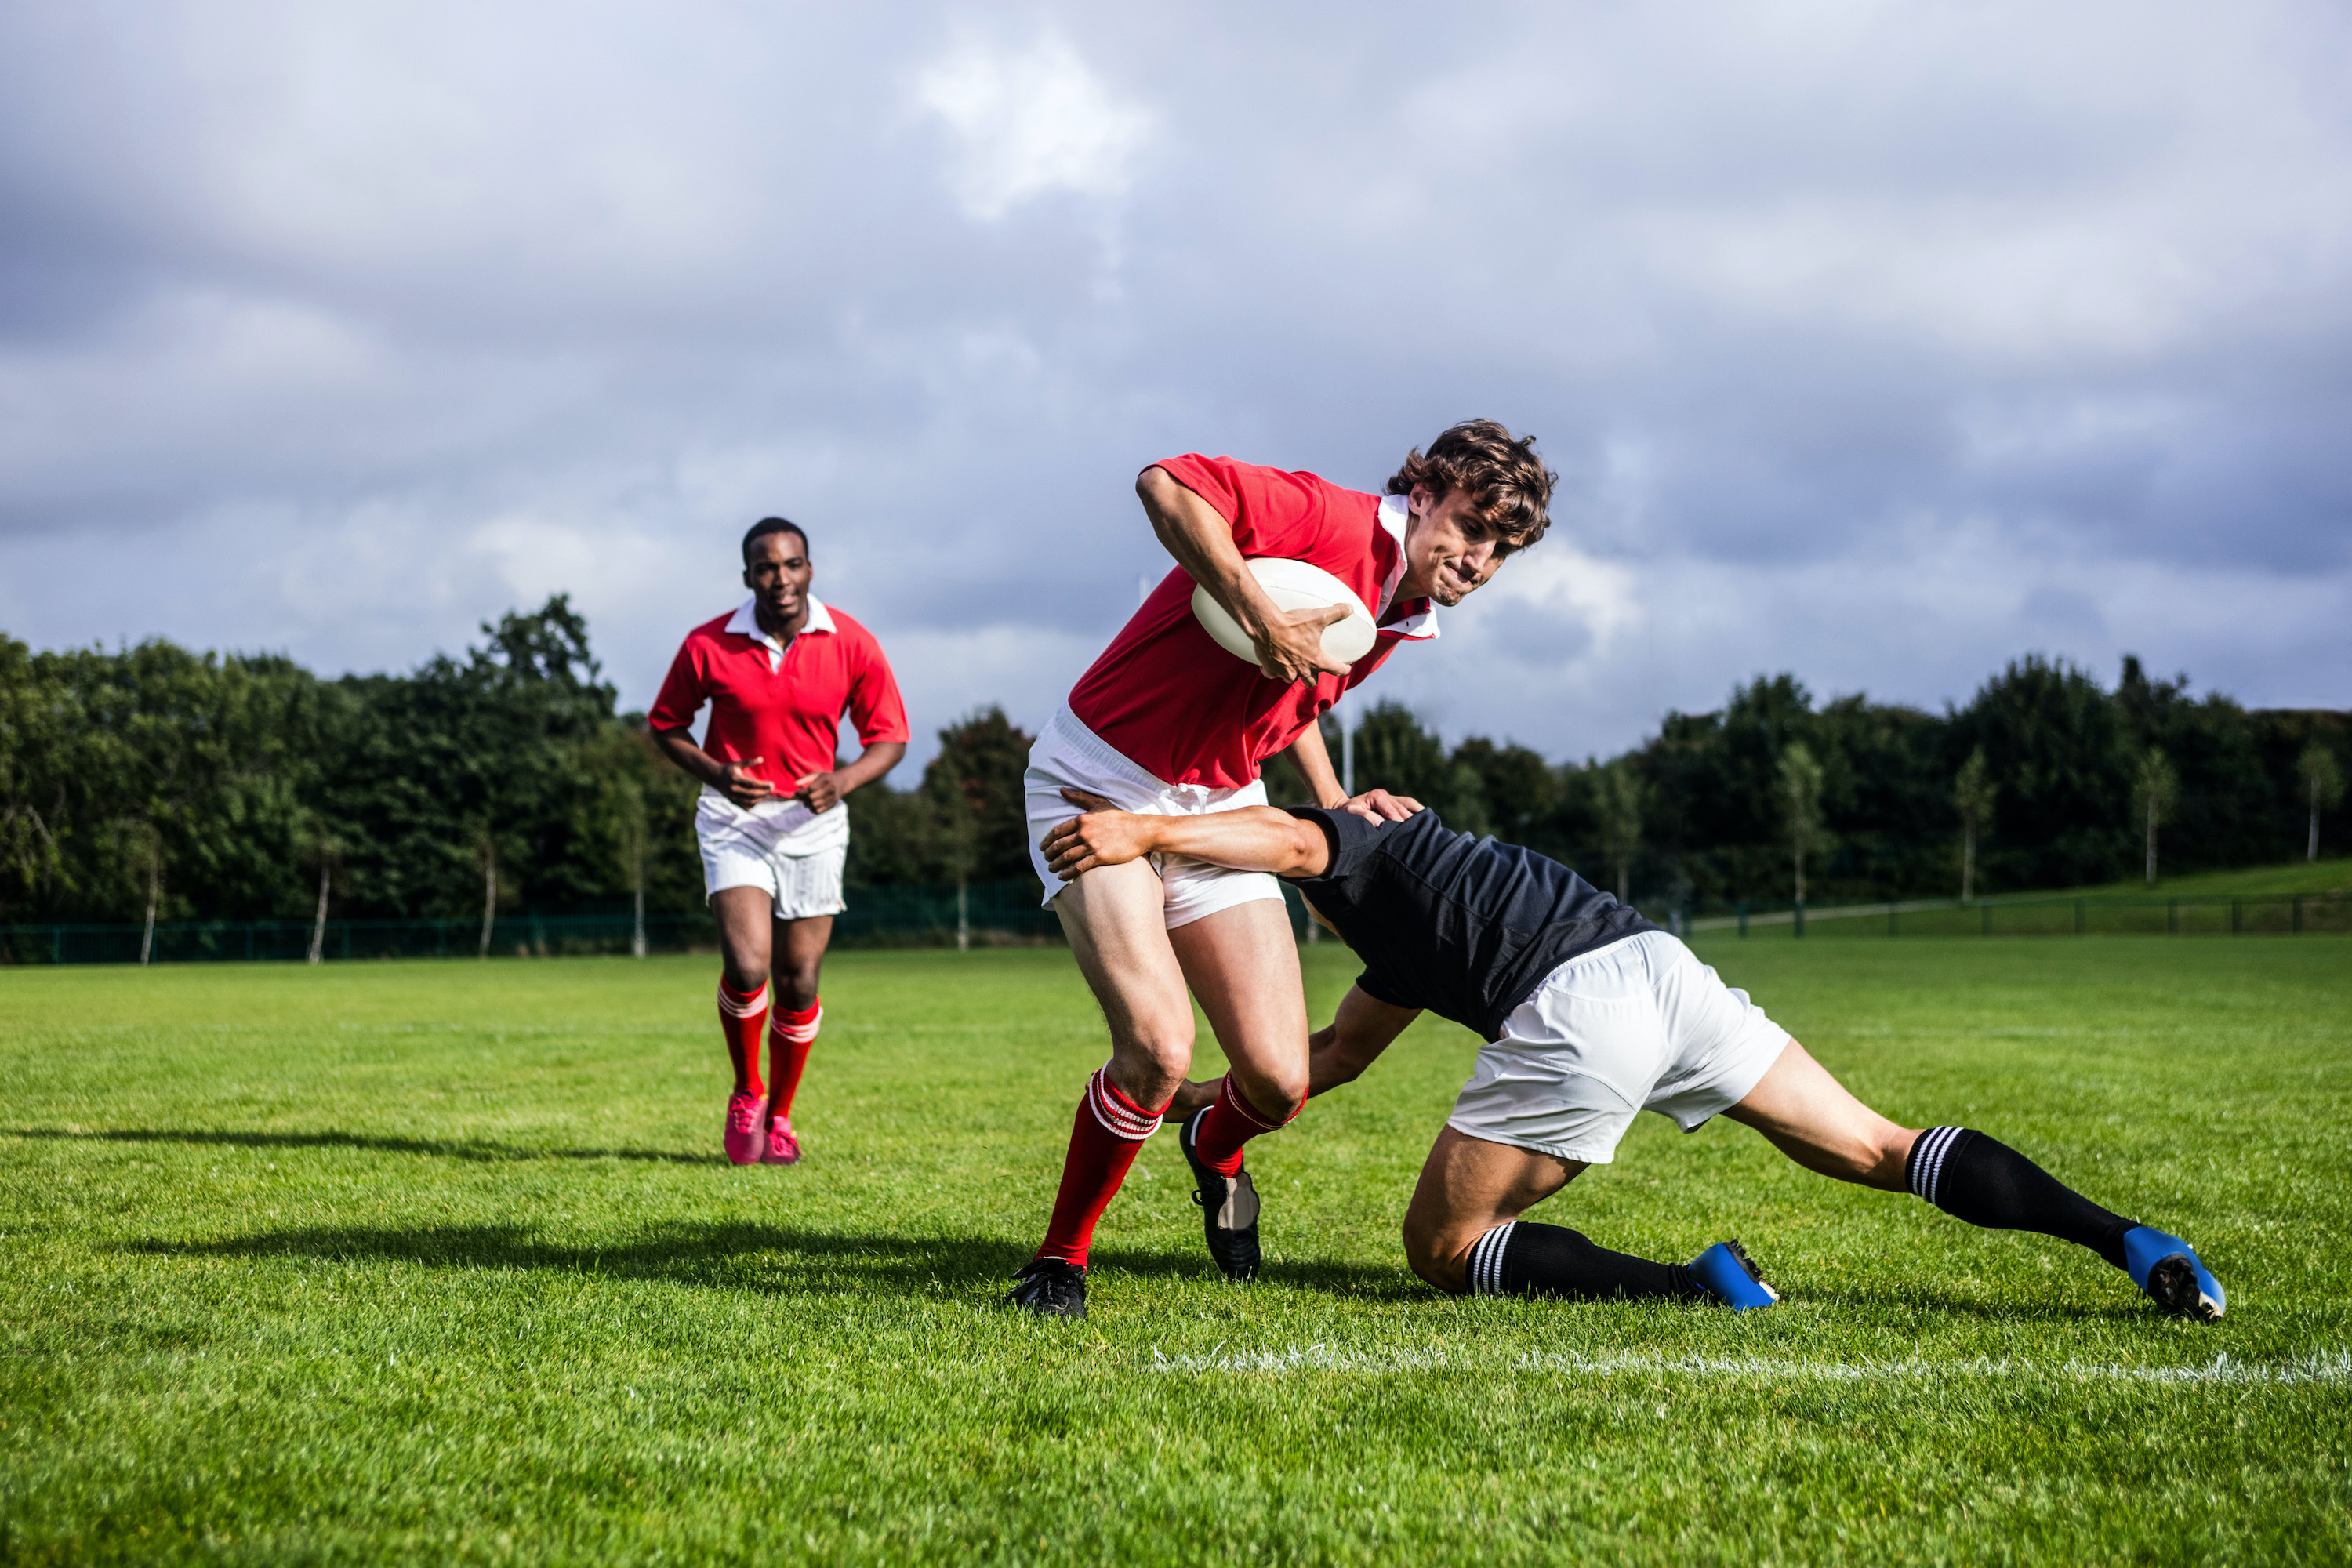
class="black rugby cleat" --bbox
[1180,1109,1261,1281]
[1003,1257,1088,1319]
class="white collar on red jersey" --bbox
[1375,494,1440,642]
[726,594,837,671]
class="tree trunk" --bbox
[1617,859,1629,905]
[140,852,158,967]
[956,877,969,953]
[630,837,647,959]
[1793,844,1806,909]
[308,861,331,964]
[2145,800,2158,887]
[1962,819,1976,904]
[479,850,497,959]
[2312,791,2321,864]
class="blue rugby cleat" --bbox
[2122,1226,2225,1321]
[1690,1240,1780,1310]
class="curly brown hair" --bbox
[1386,419,1556,551]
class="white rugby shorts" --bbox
[1023,706,1285,931]
[696,790,849,919]
[1446,931,1791,1165]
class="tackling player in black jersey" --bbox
[1040,789,2225,1319]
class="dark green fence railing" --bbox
[2,879,1077,966]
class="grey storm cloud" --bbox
[2,0,2347,767]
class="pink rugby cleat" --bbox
[724,1094,764,1165]
[763,1116,802,1166]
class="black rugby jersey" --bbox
[1284,807,1658,1041]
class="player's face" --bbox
[1401,485,1509,608]
[742,531,813,625]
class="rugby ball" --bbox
[1192,558,1377,670]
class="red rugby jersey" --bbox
[1065,454,1438,789]
[647,597,909,789]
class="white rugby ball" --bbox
[1192,557,1377,670]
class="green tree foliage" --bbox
[1591,760,1645,903]
[0,600,702,924]
[845,706,1036,887]
[2135,747,2180,887]
[1953,746,1998,902]
[5,615,2344,927]
[1777,741,1827,906]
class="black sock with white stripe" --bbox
[1464,1221,1708,1301]
[1906,1127,2136,1269]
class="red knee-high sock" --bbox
[769,997,822,1121]
[1036,1065,1168,1268]
[1190,1073,1301,1177]
[717,978,770,1098]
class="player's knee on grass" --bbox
[1400,1210,1479,1295]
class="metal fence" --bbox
[1682,892,2352,938]
[0,878,1075,966]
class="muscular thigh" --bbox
[711,887,774,975]
[1167,896,1308,1081]
[1053,861,1193,1056]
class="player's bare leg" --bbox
[1166,895,1311,1279]
[1005,860,1196,1316]
[1725,1037,2222,1317]
[1719,1038,1915,1189]
[1167,898,1312,1113]
[1399,1127,1756,1305]
[1056,860,1200,1110]
[710,887,778,1163]
[761,913,832,1165]
[1400,1127,1584,1293]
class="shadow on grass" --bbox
[3,1126,718,1166]
[124,1221,1419,1301]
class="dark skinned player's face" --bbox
[742,531,812,629]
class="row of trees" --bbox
[3,604,2344,928]
[1265,657,2346,908]
[0,599,1025,929]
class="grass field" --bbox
[4,937,2350,1564]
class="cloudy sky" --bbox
[3,1,2347,768]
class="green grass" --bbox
[2043,855,2352,899]
[4,939,2350,1564]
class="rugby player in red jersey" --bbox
[649,517,909,1167]
[1004,420,1556,1319]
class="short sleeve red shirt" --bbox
[647,597,909,789]
[1064,454,1438,789]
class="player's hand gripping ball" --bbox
[1192,559,1377,679]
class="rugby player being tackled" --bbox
[1003,422,1554,1320]
[1040,793,2226,1321]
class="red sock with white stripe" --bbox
[768,997,822,1121]
[1190,1073,1301,1178]
[1034,1064,1169,1268]
[717,978,770,1098]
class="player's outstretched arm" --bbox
[1307,985,1420,1095]
[1040,789,1330,879]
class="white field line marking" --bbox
[1148,1345,2352,1386]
